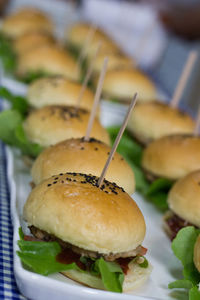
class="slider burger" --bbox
[101,69,156,103]
[16,45,81,81]
[92,53,134,76]
[142,134,200,182]
[31,137,135,194]
[26,76,97,112]
[21,173,151,292]
[1,7,54,39]
[127,101,195,146]
[66,22,120,59]
[23,105,110,148]
[194,234,200,273]
[13,31,55,56]
[164,170,200,240]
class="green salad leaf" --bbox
[0,32,16,73]
[0,86,28,115]
[17,229,81,276]
[17,228,125,293]
[145,178,173,212]
[169,227,200,296]
[189,286,200,300]
[93,258,124,293]
[20,70,50,84]
[0,109,43,157]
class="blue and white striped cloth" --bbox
[0,98,25,299]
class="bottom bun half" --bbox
[62,261,152,292]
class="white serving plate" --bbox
[5,105,184,300]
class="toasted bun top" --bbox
[127,101,195,144]
[168,170,200,227]
[2,8,53,38]
[27,76,96,111]
[24,173,146,254]
[93,53,134,75]
[17,45,81,81]
[66,23,120,58]
[23,105,110,147]
[101,69,156,102]
[13,31,55,55]
[31,137,135,194]
[194,234,200,272]
[142,135,200,180]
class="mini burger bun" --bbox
[31,137,135,194]
[62,259,152,292]
[167,170,200,228]
[127,101,195,145]
[24,173,146,255]
[93,53,134,75]
[66,23,120,59]
[194,234,200,272]
[23,105,110,147]
[2,8,53,38]
[17,45,81,81]
[101,69,156,103]
[13,31,55,55]
[27,76,96,112]
[142,135,200,180]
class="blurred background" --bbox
[1,0,200,111]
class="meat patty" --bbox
[29,225,145,261]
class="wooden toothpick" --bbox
[76,24,97,72]
[170,50,198,108]
[98,93,138,187]
[76,42,101,111]
[84,57,108,141]
[194,105,200,136]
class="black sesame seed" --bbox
[47,184,52,187]
[53,181,57,184]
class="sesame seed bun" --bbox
[2,8,53,39]
[93,53,134,76]
[27,77,96,112]
[194,234,200,272]
[17,45,81,81]
[101,69,156,103]
[142,135,200,181]
[31,137,135,194]
[24,173,146,254]
[66,23,120,59]
[62,259,152,292]
[23,106,110,148]
[127,101,195,145]
[13,31,55,55]
[167,171,200,228]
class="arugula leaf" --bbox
[169,227,200,297]
[94,257,124,293]
[0,86,28,115]
[145,178,173,212]
[107,126,143,166]
[189,286,200,300]
[169,279,193,290]
[0,32,16,73]
[14,124,43,157]
[20,71,50,84]
[0,109,43,157]
[0,109,23,144]
[17,229,82,276]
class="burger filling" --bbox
[28,225,147,275]
[163,210,198,240]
